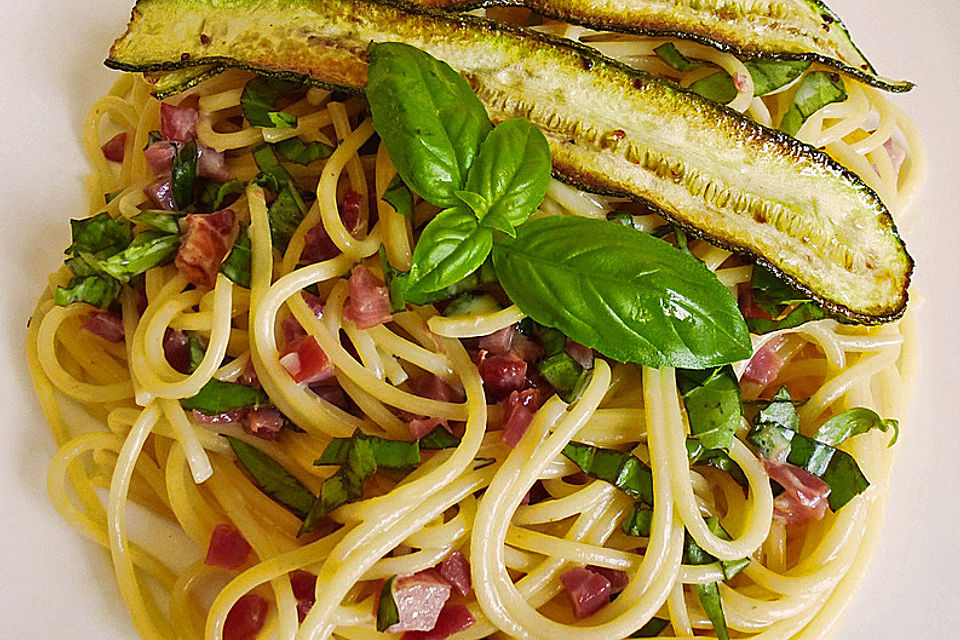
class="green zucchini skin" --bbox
[106,0,912,323]
[418,0,912,93]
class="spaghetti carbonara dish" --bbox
[27,1,925,639]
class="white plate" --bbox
[1,0,957,637]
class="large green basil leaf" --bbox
[492,216,752,368]
[462,118,551,236]
[780,71,847,136]
[400,207,493,298]
[366,42,492,208]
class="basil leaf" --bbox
[99,232,180,282]
[198,179,245,212]
[695,583,729,640]
[686,438,748,487]
[690,72,739,104]
[677,367,742,451]
[622,504,654,538]
[226,436,315,518]
[814,408,899,448]
[462,118,551,237]
[104,189,124,204]
[181,379,269,415]
[538,352,586,403]
[366,42,493,208]
[133,210,182,235]
[630,618,670,638]
[562,442,654,505]
[54,275,121,309]
[187,335,206,374]
[419,425,461,450]
[240,76,300,128]
[683,520,744,640]
[252,144,294,188]
[780,71,847,136]
[171,139,200,209]
[376,576,400,632]
[67,212,132,258]
[493,216,751,368]
[382,174,414,216]
[274,137,333,165]
[400,207,493,297]
[758,387,800,432]
[268,183,308,252]
[314,430,421,469]
[746,266,825,334]
[654,43,704,72]
[690,60,811,104]
[220,223,252,287]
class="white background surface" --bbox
[1,0,958,637]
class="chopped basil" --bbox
[382,174,414,216]
[252,144,294,189]
[315,431,421,470]
[251,171,281,193]
[622,504,654,538]
[67,212,132,258]
[689,59,812,104]
[240,76,300,128]
[694,582,729,640]
[677,366,742,451]
[746,266,825,334]
[273,137,333,165]
[133,210,182,235]
[376,576,400,632]
[748,388,871,511]
[654,43,704,73]
[54,275,121,309]
[814,407,899,448]
[562,443,654,505]
[199,179,245,212]
[226,436,316,518]
[419,425,462,450]
[145,130,163,147]
[268,183,308,252]
[538,352,586,403]
[104,189,124,204]
[220,223,252,287]
[171,139,200,209]
[682,519,750,640]
[780,71,848,136]
[630,617,670,638]
[180,379,269,415]
[686,438,748,487]
[99,232,180,282]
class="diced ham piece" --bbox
[501,388,543,447]
[733,72,751,93]
[83,311,124,343]
[238,358,260,388]
[343,265,393,330]
[280,335,333,385]
[290,570,317,622]
[742,337,786,387]
[511,333,543,364]
[763,459,831,526]
[586,566,629,595]
[144,140,226,181]
[144,178,176,210]
[405,375,459,439]
[386,571,453,633]
[400,604,476,640]
[198,146,229,181]
[223,593,268,640]
[160,102,199,142]
[438,551,471,597]
[301,188,364,263]
[408,417,446,440]
[175,209,239,289]
[478,349,527,402]
[205,524,252,570]
[192,409,244,424]
[738,284,772,320]
[884,138,906,175]
[244,407,285,441]
[101,132,127,163]
[560,566,613,619]
[280,292,323,345]
[163,328,191,373]
[144,141,177,175]
[564,339,595,370]
[310,379,349,410]
[478,326,515,355]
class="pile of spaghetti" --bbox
[28,5,924,640]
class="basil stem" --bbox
[226,436,316,518]
[630,617,670,638]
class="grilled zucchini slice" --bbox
[106,0,912,322]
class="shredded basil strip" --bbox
[226,436,315,518]
[376,576,400,632]
[99,232,180,283]
[382,174,414,217]
[622,504,654,538]
[748,388,871,511]
[689,59,812,104]
[273,137,333,165]
[538,353,586,403]
[677,366,742,451]
[630,617,670,638]
[746,266,826,333]
[252,144,294,189]
[240,76,300,128]
[199,179,245,212]
[562,442,654,505]
[654,43,704,73]
[814,407,899,448]
[67,212,132,258]
[268,183,308,252]
[54,275,121,309]
[780,71,848,136]
[171,139,200,209]
[683,519,749,640]
[686,438,748,487]
[133,210,182,235]
[420,425,462,450]
[220,223,252,287]
[181,379,269,415]
[187,335,206,374]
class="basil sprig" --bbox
[181,379,269,415]
[780,71,847,136]
[677,367,743,451]
[227,436,315,518]
[494,217,752,368]
[240,76,300,128]
[562,442,654,505]
[746,266,825,334]
[747,388,873,511]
